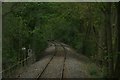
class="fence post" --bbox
[22,47,26,66]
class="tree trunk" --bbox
[107,4,113,78]
[103,3,113,77]
[114,2,120,78]
[82,3,92,55]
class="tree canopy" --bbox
[2,2,120,78]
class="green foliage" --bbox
[87,63,104,77]
[32,27,47,60]
[2,3,106,71]
[3,13,29,68]
[89,65,98,76]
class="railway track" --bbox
[36,41,67,79]
[3,41,93,78]
[3,41,92,78]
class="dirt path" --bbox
[63,47,90,78]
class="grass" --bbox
[79,61,104,78]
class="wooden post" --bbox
[22,47,26,66]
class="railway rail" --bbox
[36,41,67,79]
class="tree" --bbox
[114,2,120,78]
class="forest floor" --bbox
[12,42,103,78]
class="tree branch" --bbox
[2,3,18,18]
